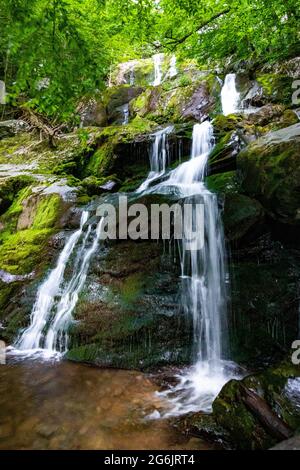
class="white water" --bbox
[15,212,104,354]
[122,103,129,125]
[169,55,177,78]
[153,54,163,86]
[221,73,240,116]
[137,126,173,192]
[140,121,236,414]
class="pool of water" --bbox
[0,356,216,450]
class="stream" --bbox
[0,355,217,450]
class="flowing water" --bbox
[169,55,177,78]
[137,126,173,192]
[139,121,237,415]
[122,103,129,125]
[221,74,240,116]
[153,53,163,86]
[16,213,104,354]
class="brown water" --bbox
[0,357,215,450]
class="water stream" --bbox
[139,121,236,415]
[153,54,163,86]
[221,74,240,115]
[16,213,104,354]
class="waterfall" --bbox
[122,103,129,125]
[221,73,240,116]
[137,126,173,192]
[15,212,103,354]
[142,121,235,415]
[169,55,177,78]
[153,54,163,86]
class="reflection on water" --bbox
[0,357,216,450]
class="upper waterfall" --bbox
[221,73,240,116]
[153,54,163,86]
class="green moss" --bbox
[205,171,240,194]
[119,273,144,306]
[0,228,53,274]
[32,194,61,229]
[256,74,294,105]
[0,192,62,274]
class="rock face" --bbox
[238,123,300,226]
[66,237,192,369]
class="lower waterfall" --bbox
[141,121,236,415]
[15,213,104,354]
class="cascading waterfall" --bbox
[142,121,235,415]
[153,54,163,86]
[169,55,177,78]
[122,103,129,125]
[137,126,173,192]
[15,212,104,354]
[221,73,240,116]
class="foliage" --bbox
[0,0,299,123]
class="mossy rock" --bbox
[212,360,300,450]
[223,193,265,242]
[238,123,300,225]
[256,74,294,106]
[67,239,192,370]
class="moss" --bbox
[0,192,62,275]
[223,193,265,242]
[0,228,53,274]
[238,124,300,224]
[119,273,144,306]
[256,74,294,105]
[205,171,240,194]
[32,194,61,229]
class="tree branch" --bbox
[165,8,231,48]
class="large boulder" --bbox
[238,123,300,226]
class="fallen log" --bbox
[240,385,293,441]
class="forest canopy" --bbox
[0,0,299,121]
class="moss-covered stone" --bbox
[212,360,300,449]
[238,123,300,225]
[223,194,265,242]
[66,237,192,370]
[256,74,294,106]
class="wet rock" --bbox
[223,193,265,243]
[77,97,107,127]
[238,123,300,226]
[212,360,300,450]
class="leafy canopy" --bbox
[0,0,299,121]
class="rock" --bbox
[230,235,300,366]
[103,86,144,124]
[223,194,265,243]
[270,435,300,450]
[238,123,300,226]
[77,97,107,127]
[66,228,193,369]
[212,360,300,450]
[181,82,215,122]
[130,74,218,124]
[253,73,294,107]
[0,120,29,139]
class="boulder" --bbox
[0,120,29,139]
[212,361,300,450]
[238,123,300,226]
